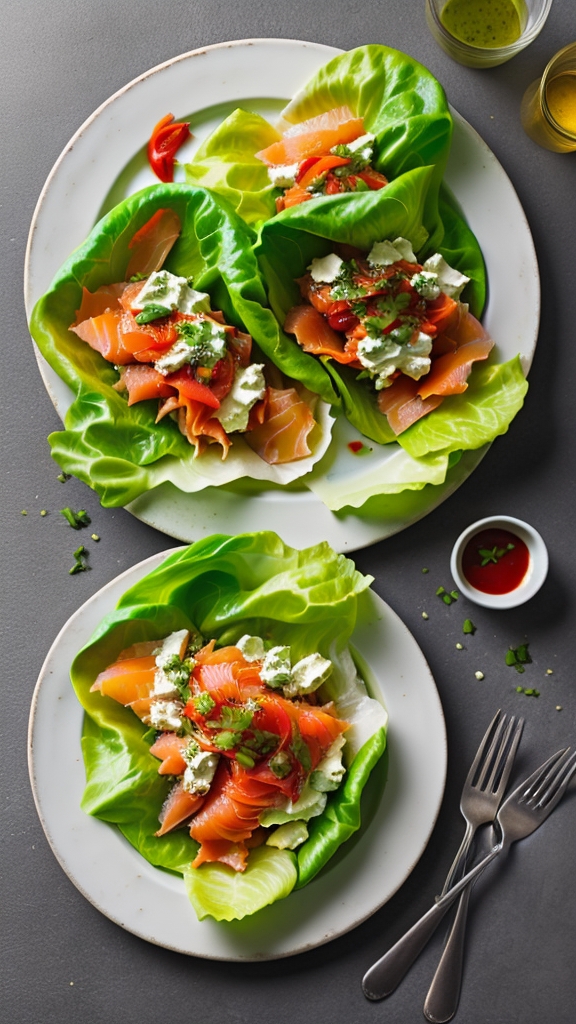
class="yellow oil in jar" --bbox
[546,72,576,135]
[440,0,524,48]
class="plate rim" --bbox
[27,544,447,960]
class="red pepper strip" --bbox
[357,168,389,190]
[298,155,350,189]
[165,366,220,408]
[147,113,191,183]
[295,156,321,183]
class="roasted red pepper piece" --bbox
[147,113,191,183]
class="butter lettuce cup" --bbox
[71,531,388,922]
[254,170,528,491]
[29,183,336,509]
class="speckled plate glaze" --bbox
[28,547,446,959]
[24,39,539,550]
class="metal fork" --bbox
[420,712,524,1023]
[440,710,524,896]
[362,747,576,1001]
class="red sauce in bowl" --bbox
[461,528,530,595]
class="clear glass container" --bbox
[521,43,576,151]
[425,0,554,68]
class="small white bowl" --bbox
[450,515,548,609]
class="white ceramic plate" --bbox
[24,39,539,551]
[28,548,446,960]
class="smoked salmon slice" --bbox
[417,313,494,400]
[245,387,316,464]
[284,305,358,364]
[256,106,364,166]
[90,655,157,705]
[149,732,190,775]
[114,364,177,405]
[73,283,125,325]
[191,839,250,871]
[125,208,181,280]
[156,781,205,836]
[378,376,444,435]
[71,310,154,365]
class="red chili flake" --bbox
[347,440,372,455]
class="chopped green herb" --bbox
[60,507,91,529]
[516,686,539,697]
[69,545,90,575]
[219,705,254,732]
[192,692,216,716]
[21,510,27,516]
[128,272,147,283]
[436,586,445,596]
[235,751,256,769]
[506,643,531,673]
[241,729,278,756]
[422,567,429,574]
[546,669,553,675]
[474,670,484,680]
[212,730,240,751]
[463,619,476,635]
[456,643,463,650]
[479,542,515,567]
[290,733,312,773]
[57,472,70,483]
[134,304,171,324]
[422,611,429,620]
[91,533,100,542]
[40,510,47,517]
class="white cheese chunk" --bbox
[310,734,346,792]
[236,635,267,662]
[421,253,470,299]
[368,236,417,267]
[152,629,190,698]
[411,270,441,300]
[261,645,292,688]
[357,329,433,387]
[182,745,219,795]
[283,652,333,698]
[215,363,266,434]
[133,270,211,315]
[267,162,299,188]
[148,699,185,732]
[309,253,344,284]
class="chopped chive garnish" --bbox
[60,507,91,529]
[40,509,47,517]
[422,567,429,574]
[436,585,458,605]
[474,670,484,680]
[235,751,255,769]
[69,545,90,575]
[21,510,27,516]
[422,611,429,620]
[463,619,476,635]
[57,472,70,483]
[436,586,445,596]
[456,643,463,650]
[91,533,100,542]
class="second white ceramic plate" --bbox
[25,39,539,551]
[28,548,446,960]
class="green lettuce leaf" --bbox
[70,532,387,921]
[398,356,529,458]
[184,108,279,225]
[29,183,338,508]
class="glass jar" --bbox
[425,0,553,68]
[521,43,576,152]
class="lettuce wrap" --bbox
[71,531,388,921]
[29,184,337,508]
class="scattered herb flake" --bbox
[463,619,476,635]
[506,643,532,673]
[456,643,463,650]
[192,692,216,716]
[69,545,90,575]
[21,510,27,516]
[436,586,445,596]
[40,510,47,517]
[479,542,515,567]
[91,533,100,542]
[546,669,553,675]
[556,705,563,711]
[61,507,91,529]
[422,567,429,574]
[422,611,429,620]
[235,751,256,769]
[57,472,70,483]
[475,670,484,680]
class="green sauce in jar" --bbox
[440,0,524,48]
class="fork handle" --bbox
[362,846,501,1000]
[423,883,473,1022]
[440,821,475,896]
